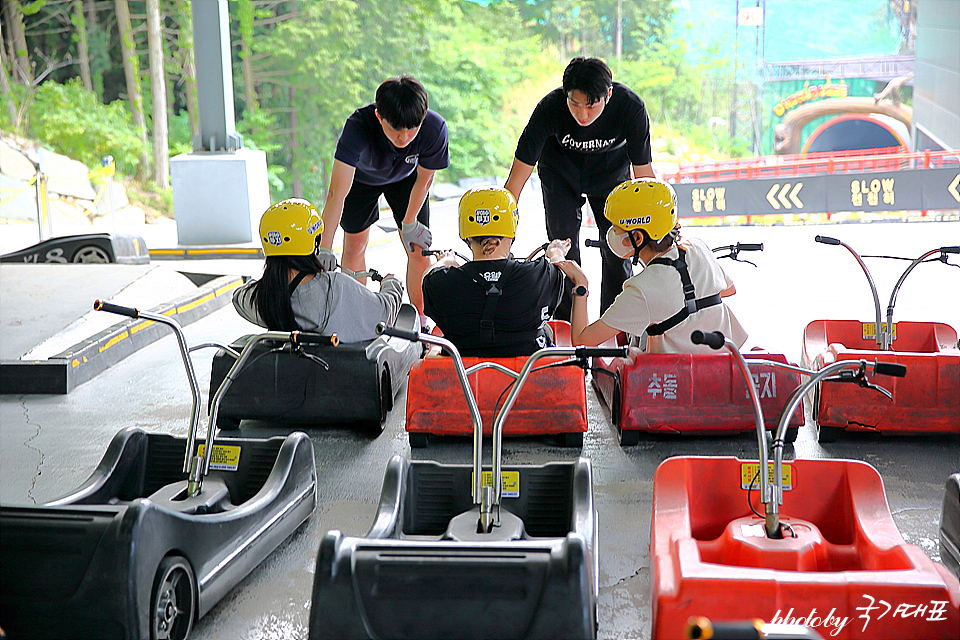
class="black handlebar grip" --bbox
[815,235,841,245]
[737,243,763,252]
[575,346,630,358]
[691,330,726,350]
[874,361,907,378]
[376,322,421,343]
[291,331,339,347]
[942,246,960,254]
[421,249,439,256]
[685,617,763,640]
[93,299,139,318]
[584,238,604,248]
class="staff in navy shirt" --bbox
[504,57,655,320]
[317,75,449,323]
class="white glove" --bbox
[316,247,338,271]
[400,220,433,252]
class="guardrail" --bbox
[665,147,960,184]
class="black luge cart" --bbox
[209,303,422,433]
[308,326,626,640]
[0,302,318,640]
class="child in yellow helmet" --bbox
[554,178,748,353]
[422,186,573,357]
[233,198,404,342]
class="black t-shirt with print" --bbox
[334,104,450,186]
[423,257,566,357]
[514,83,652,192]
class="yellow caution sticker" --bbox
[474,470,521,498]
[862,322,896,341]
[197,444,242,471]
[740,462,793,491]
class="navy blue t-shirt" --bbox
[334,104,449,186]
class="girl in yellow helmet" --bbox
[233,198,404,342]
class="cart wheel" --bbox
[409,432,429,448]
[72,245,112,263]
[560,431,584,447]
[216,415,241,431]
[618,427,640,447]
[611,377,623,428]
[784,426,799,444]
[817,425,842,443]
[151,555,196,640]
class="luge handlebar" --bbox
[377,323,421,343]
[291,331,339,346]
[93,300,139,318]
[874,361,907,377]
[691,330,726,350]
[815,235,841,245]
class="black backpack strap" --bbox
[460,259,517,343]
[646,247,723,336]
[288,270,310,295]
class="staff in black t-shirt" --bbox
[317,75,450,325]
[422,186,571,357]
[504,57,655,320]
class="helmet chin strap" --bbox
[628,231,644,266]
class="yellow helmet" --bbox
[603,178,678,241]
[458,186,519,240]
[259,198,324,257]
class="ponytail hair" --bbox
[251,254,327,330]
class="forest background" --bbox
[0,0,910,215]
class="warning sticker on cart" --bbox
[740,462,793,491]
[196,444,241,471]
[475,471,520,498]
[862,322,896,341]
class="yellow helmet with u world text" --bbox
[458,186,519,240]
[259,198,323,257]
[604,178,678,241]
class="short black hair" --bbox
[375,75,428,130]
[562,57,613,104]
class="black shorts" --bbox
[339,170,430,234]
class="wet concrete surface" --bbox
[1,203,958,638]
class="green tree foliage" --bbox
[28,78,145,174]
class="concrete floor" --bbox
[1,199,958,639]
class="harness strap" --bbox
[646,246,723,336]
[288,270,310,295]
[460,259,517,343]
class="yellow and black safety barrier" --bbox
[0,274,244,395]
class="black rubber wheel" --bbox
[618,426,640,447]
[409,432,429,448]
[611,376,622,428]
[817,425,842,443]
[784,426,799,444]
[151,555,196,640]
[561,431,584,447]
[72,245,112,263]
[216,415,240,431]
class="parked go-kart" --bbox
[802,237,959,441]
[408,244,590,448]
[209,264,422,434]
[307,322,627,639]
[650,330,960,640]
[0,301,318,640]
[589,242,804,445]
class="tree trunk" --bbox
[146,0,169,189]
[238,0,257,124]
[171,0,198,141]
[84,0,103,99]
[0,18,19,126]
[115,0,150,178]
[71,0,93,91]
[289,85,302,197]
[3,0,32,85]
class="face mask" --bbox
[606,226,635,260]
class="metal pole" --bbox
[102,156,116,233]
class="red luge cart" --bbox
[802,238,959,441]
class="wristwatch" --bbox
[572,285,588,297]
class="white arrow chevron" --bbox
[789,182,803,208]
[949,174,960,203]
[777,183,792,209]
[766,184,781,209]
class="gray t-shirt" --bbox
[233,272,403,343]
